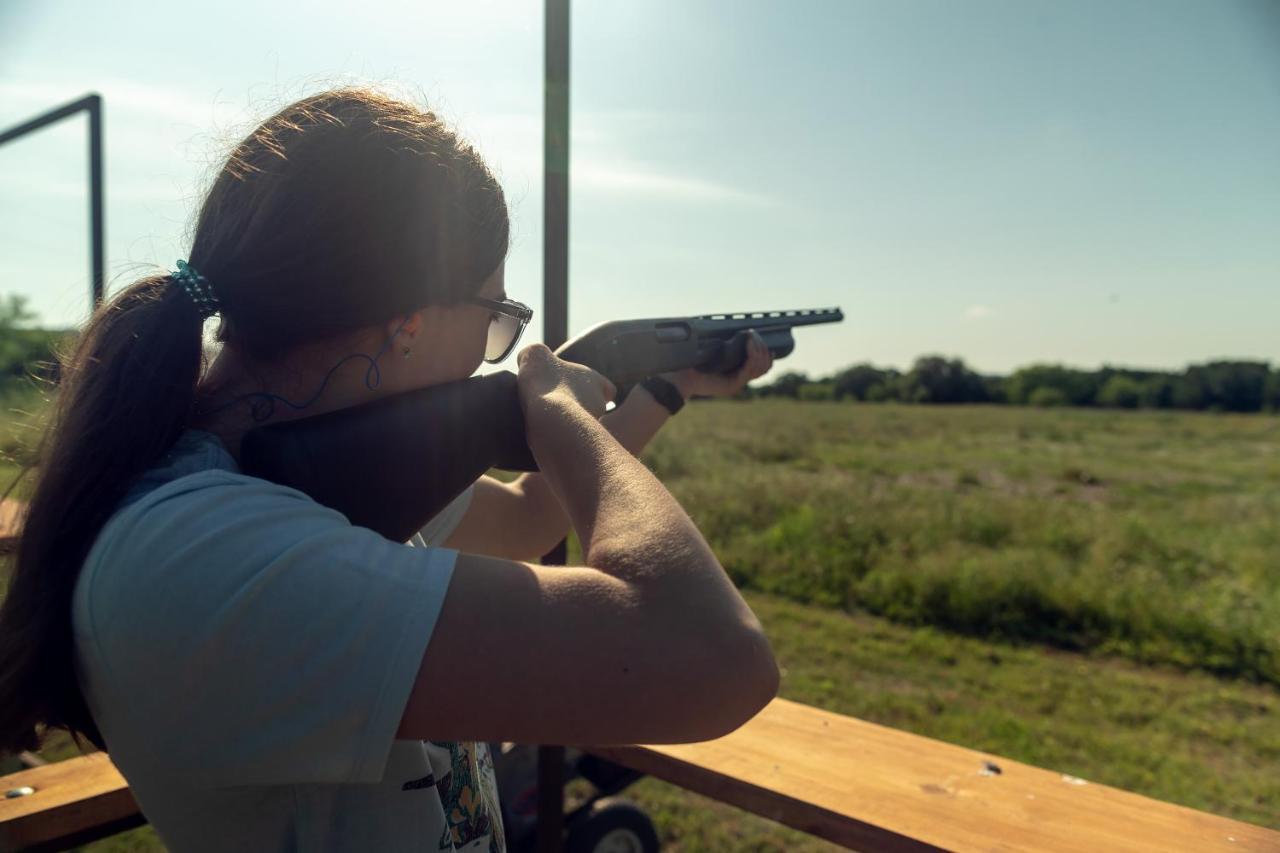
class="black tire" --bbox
[565,797,660,853]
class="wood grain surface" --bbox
[0,752,138,851]
[581,697,1278,852]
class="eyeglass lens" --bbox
[485,311,524,362]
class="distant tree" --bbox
[1210,361,1268,412]
[865,382,895,402]
[757,357,1276,413]
[760,370,809,399]
[1174,362,1269,412]
[1028,386,1067,407]
[899,355,988,404]
[798,381,835,401]
[1172,369,1209,410]
[1137,375,1176,409]
[1006,364,1100,407]
[1266,369,1280,412]
[983,374,1008,404]
[833,363,893,401]
[0,295,65,386]
[1097,375,1142,409]
[0,294,37,330]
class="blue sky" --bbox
[1,0,1276,377]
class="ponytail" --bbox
[0,276,205,752]
[0,86,510,754]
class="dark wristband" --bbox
[639,375,686,416]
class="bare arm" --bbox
[397,346,779,745]
[443,381,678,559]
[443,332,773,560]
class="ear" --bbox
[387,310,425,340]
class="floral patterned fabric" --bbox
[427,740,505,852]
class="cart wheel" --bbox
[565,797,660,853]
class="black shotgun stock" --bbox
[241,372,536,543]
[240,307,842,540]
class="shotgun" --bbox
[241,307,843,541]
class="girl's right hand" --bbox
[516,343,616,422]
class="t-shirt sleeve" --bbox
[415,482,476,547]
[76,472,456,788]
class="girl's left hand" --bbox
[661,329,775,399]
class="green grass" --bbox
[0,381,47,500]
[646,402,1280,685]
[624,591,1278,850]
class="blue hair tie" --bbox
[171,259,220,319]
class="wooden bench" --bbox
[2,699,1275,852]
[0,752,140,852]
[581,698,1278,851]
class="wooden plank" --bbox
[0,753,141,851]
[581,698,1279,853]
[4,701,1275,853]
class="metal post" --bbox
[536,744,566,853]
[537,1,571,851]
[87,95,105,305]
[543,0,571,352]
[0,94,106,309]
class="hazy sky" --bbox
[1,0,1277,377]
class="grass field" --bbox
[649,401,1280,686]
[8,399,1279,849]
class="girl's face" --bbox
[379,261,515,392]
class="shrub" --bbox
[1098,376,1142,409]
[833,364,896,401]
[899,355,989,404]
[759,371,809,399]
[1264,369,1280,412]
[1028,387,1067,407]
[798,382,835,401]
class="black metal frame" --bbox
[469,295,535,323]
[469,296,535,363]
[0,94,105,307]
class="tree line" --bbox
[753,355,1280,413]
[1,294,1276,413]
[0,296,66,398]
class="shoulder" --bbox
[76,469,451,644]
[87,469,344,575]
[76,472,321,628]
[110,467,342,537]
[72,469,460,788]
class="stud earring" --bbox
[401,346,412,359]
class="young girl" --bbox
[0,89,778,852]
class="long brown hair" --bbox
[0,89,509,753]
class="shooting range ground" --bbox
[8,399,1278,850]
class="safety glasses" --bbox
[468,296,534,363]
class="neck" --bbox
[192,340,392,460]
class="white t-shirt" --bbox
[72,429,503,852]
